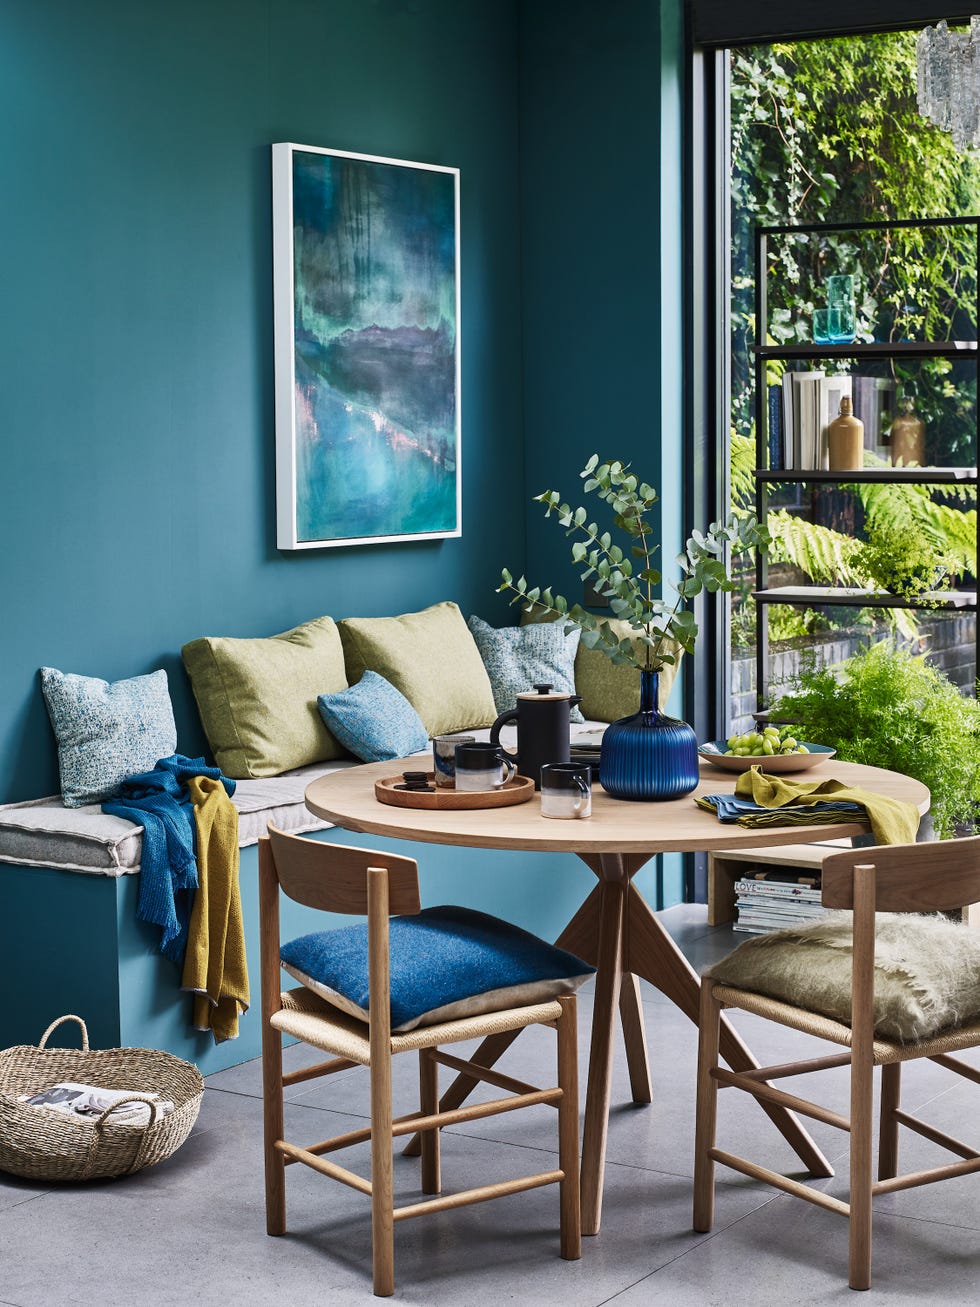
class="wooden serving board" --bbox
[374,773,536,810]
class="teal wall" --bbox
[0,0,525,805]
[0,0,686,928]
[519,0,687,903]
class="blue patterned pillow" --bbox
[317,671,429,763]
[281,904,595,1032]
[40,667,178,808]
[467,615,584,722]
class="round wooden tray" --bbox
[375,772,536,810]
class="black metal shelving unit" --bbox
[751,215,980,716]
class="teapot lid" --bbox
[516,683,574,701]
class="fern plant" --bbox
[857,518,953,604]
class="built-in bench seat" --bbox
[0,724,603,1072]
[0,760,354,877]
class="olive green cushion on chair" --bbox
[338,602,497,737]
[519,608,682,722]
[181,616,349,779]
[707,910,980,1042]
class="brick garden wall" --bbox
[730,613,977,735]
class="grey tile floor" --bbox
[3,906,980,1305]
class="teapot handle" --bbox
[489,709,520,766]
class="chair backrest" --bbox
[822,836,980,914]
[264,825,421,917]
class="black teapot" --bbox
[489,684,582,790]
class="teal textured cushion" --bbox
[467,615,584,722]
[317,671,429,763]
[40,667,178,808]
[281,905,595,1033]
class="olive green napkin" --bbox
[732,767,920,845]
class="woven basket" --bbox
[0,1016,204,1182]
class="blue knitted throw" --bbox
[103,754,235,963]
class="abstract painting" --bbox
[273,143,461,549]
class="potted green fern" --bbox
[773,641,980,839]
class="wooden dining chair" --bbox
[259,824,587,1297]
[693,836,980,1290]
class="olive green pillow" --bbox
[181,616,348,778]
[520,608,682,722]
[338,602,497,736]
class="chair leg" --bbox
[419,1049,441,1196]
[556,995,582,1261]
[371,1050,395,1297]
[849,1051,875,1291]
[693,979,722,1233]
[261,1022,286,1236]
[878,1062,901,1182]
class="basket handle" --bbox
[94,1096,166,1130]
[38,1015,89,1051]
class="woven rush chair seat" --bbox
[273,985,564,1063]
[693,836,980,1291]
[710,985,980,1065]
[260,825,590,1297]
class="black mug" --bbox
[454,742,517,792]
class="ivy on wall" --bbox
[731,30,980,464]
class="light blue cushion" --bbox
[40,667,178,808]
[467,615,584,722]
[317,670,429,763]
[280,904,596,1032]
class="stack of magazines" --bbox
[734,867,828,935]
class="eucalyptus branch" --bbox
[499,455,770,674]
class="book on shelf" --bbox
[781,372,796,468]
[767,383,784,470]
[793,370,825,470]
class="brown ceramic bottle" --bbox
[890,394,926,466]
[827,396,864,470]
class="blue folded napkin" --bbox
[701,793,863,824]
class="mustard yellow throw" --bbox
[734,767,920,845]
[181,775,249,1042]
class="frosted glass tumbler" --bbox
[812,308,832,343]
[827,274,854,308]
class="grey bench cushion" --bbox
[0,760,357,877]
[0,722,605,878]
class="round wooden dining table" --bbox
[306,756,929,1236]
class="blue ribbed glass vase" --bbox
[599,668,700,801]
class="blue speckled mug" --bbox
[432,734,476,788]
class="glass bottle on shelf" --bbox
[890,394,926,467]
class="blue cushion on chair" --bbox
[317,670,429,763]
[280,905,596,1032]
